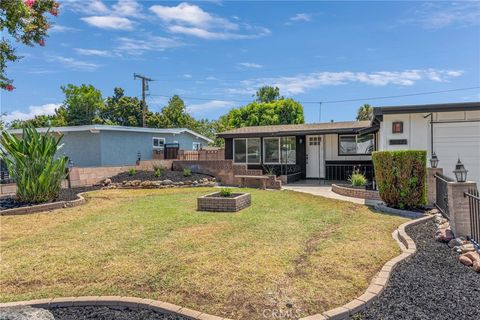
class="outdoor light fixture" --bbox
[68,159,74,169]
[430,152,439,168]
[137,151,141,162]
[453,158,468,182]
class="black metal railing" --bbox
[1,170,14,184]
[435,173,453,218]
[325,162,374,184]
[465,188,480,244]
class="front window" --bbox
[281,137,296,164]
[153,137,165,149]
[339,134,374,155]
[234,138,260,163]
[264,138,280,163]
[193,142,201,151]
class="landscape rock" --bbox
[473,260,480,273]
[460,243,476,253]
[464,251,480,262]
[131,180,141,186]
[103,178,112,186]
[161,179,173,185]
[435,228,454,243]
[0,306,55,320]
[459,254,473,266]
[448,237,465,248]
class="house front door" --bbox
[306,135,324,178]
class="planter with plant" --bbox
[0,126,68,203]
[198,188,251,212]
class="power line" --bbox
[148,86,480,106]
[134,73,153,127]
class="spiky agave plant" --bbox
[0,126,68,203]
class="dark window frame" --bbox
[337,134,375,156]
[392,121,403,134]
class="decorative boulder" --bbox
[435,229,455,243]
[460,243,476,253]
[473,260,480,273]
[448,237,465,248]
[464,251,480,263]
[161,179,173,185]
[103,178,112,186]
[131,180,141,186]
[459,254,473,266]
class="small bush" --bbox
[219,188,233,197]
[128,168,136,176]
[183,168,191,177]
[372,150,427,209]
[349,170,367,187]
[154,168,162,177]
[263,165,275,176]
[152,161,166,172]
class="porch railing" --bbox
[435,173,453,218]
[465,188,480,244]
[1,170,14,184]
[325,162,374,183]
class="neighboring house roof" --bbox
[373,101,480,118]
[217,121,371,138]
[6,125,213,143]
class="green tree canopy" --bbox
[60,84,105,126]
[99,87,143,126]
[356,104,374,121]
[255,86,281,103]
[1,0,59,90]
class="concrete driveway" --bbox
[282,180,382,206]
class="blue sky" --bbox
[1,0,479,124]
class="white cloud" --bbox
[187,100,232,114]
[206,76,217,80]
[149,2,270,40]
[116,36,183,55]
[238,62,263,69]
[239,69,464,95]
[49,56,100,71]
[49,24,79,33]
[75,48,110,57]
[81,15,134,30]
[183,74,192,78]
[113,0,142,17]
[290,13,312,22]
[403,2,480,28]
[2,103,61,123]
[63,0,110,15]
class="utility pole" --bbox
[134,73,153,127]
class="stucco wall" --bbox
[379,110,480,185]
[57,131,102,167]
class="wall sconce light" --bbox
[453,158,468,182]
[430,152,439,168]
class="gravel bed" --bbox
[48,306,188,320]
[0,186,101,210]
[110,170,213,183]
[352,220,480,320]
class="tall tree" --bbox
[356,104,374,121]
[255,86,281,103]
[160,95,195,128]
[1,0,59,90]
[60,84,104,125]
[99,87,143,126]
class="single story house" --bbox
[217,102,480,184]
[6,125,213,167]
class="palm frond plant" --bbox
[0,126,68,203]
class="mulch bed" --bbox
[48,306,188,320]
[110,170,213,184]
[352,220,480,320]
[0,186,101,211]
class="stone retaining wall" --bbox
[197,192,251,212]
[0,193,87,216]
[332,184,381,201]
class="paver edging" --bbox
[0,192,88,216]
[298,214,434,320]
[0,296,231,320]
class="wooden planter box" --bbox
[197,192,251,212]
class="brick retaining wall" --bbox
[332,184,381,201]
[197,192,251,212]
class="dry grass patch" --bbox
[0,188,407,319]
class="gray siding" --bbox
[57,131,101,167]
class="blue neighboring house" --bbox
[7,125,213,167]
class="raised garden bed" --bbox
[0,186,101,214]
[332,183,381,200]
[197,191,251,212]
[110,170,213,184]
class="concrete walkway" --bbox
[282,180,383,206]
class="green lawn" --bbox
[0,188,407,319]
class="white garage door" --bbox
[434,122,480,185]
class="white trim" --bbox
[192,142,202,151]
[6,125,213,143]
[152,137,165,149]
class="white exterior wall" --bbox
[324,134,372,161]
[378,110,480,184]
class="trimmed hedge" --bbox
[372,150,427,209]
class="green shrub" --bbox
[263,165,275,176]
[0,126,68,203]
[219,188,233,197]
[372,150,427,209]
[152,161,166,172]
[183,168,191,177]
[349,170,367,187]
[154,168,162,178]
[129,168,136,176]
